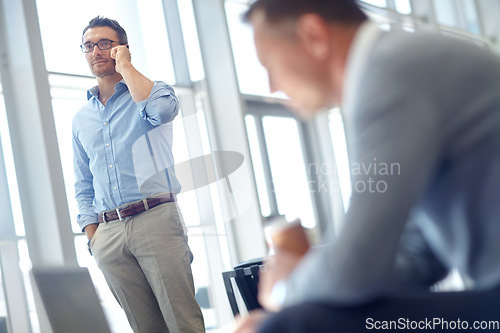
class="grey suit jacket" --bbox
[285,28,500,305]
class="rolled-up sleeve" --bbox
[72,121,97,231]
[137,82,179,126]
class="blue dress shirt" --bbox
[72,80,181,231]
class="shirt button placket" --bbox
[103,118,117,194]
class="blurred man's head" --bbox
[244,0,367,118]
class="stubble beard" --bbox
[93,67,117,79]
[91,60,117,78]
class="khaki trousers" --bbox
[90,202,205,333]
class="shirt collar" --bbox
[342,20,381,115]
[87,79,127,101]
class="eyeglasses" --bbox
[80,39,120,53]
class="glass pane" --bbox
[135,0,176,82]
[197,107,233,271]
[183,227,216,329]
[35,0,116,76]
[225,1,288,99]
[208,182,233,271]
[262,116,316,228]
[225,1,270,96]
[395,0,412,14]
[172,107,202,227]
[0,79,25,237]
[328,109,351,211]
[177,0,205,82]
[434,0,459,28]
[49,74,95,233]
[245,115,272,217]
[36,0,176,83]
[460,0,481,35]
[0,81,10,328]
[193,95,233,271]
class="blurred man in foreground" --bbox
[236,0,500,331]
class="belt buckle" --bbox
[116,208,123,221]
[102,212,107,223]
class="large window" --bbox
[262,116,316,227]
[244,102,318,229]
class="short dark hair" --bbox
[82,16,128,44]
[243,0,367,25]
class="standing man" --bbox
[73,16,204,333]
[237,0,500,331]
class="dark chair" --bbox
[222,257,264,316]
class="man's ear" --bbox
[295,14,331,61]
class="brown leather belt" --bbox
[98,193,176,223]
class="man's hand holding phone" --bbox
[110,44,131,74]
